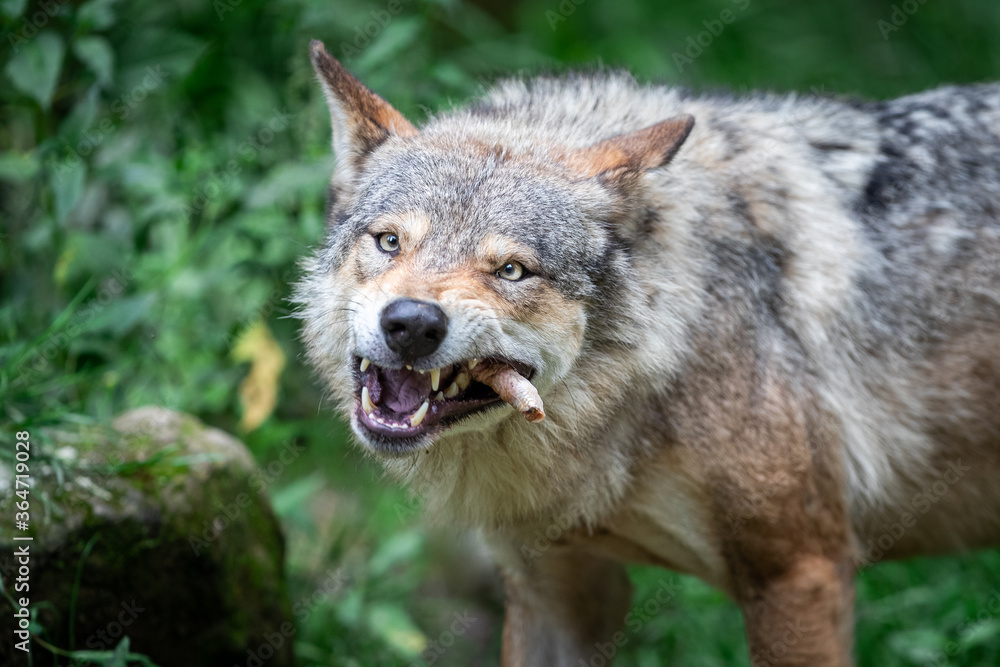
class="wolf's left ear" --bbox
[310,40,417,183]
[567,115,695,180]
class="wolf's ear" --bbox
[309,40,417,182]
[567,115,695,180]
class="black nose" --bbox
[380,299,449,360]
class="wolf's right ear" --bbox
[566,115,695,181]
[310,40,417,183]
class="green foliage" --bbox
[30,637,158,667]
[3,0,1000,664]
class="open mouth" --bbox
[353,357,536,446]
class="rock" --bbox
[0,407,294,667]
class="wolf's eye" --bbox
[497,261,525,281]
[377,233,400,254]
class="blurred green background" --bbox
[3,0,1000,664]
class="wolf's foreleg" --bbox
[702,378,856,666]
[737,555,856,667]
[498,546,632,667]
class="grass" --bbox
[2,0,1000,664]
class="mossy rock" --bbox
[0,407,294,667]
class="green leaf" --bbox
[271,473,325,517]
[368,529,424,578]
[244,159,334,210]
[959,619,1000,650]
[77,0,121,31]
[107,635,130,667]
[73,35,115,86]
[118,28,205,83]
[0,152,40,183]
[366,602,427,658]
[4,31,65,110]
[59,84,101,140]
[77,294,156,337]
[0,0,26,20]
[355,17,423,70]
[887,628,948,663]
[335,588,364,627]
[50,160,86,224]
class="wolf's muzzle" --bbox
[380,298,449,362]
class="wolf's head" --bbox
[296,42,693,459]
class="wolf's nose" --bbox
[380,299,449,360]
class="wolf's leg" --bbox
[498,546,632,667]
[708,412,856,665]
[737,555,855,667]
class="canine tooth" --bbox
[469,358,480,370]
[430,367,441,391]
[361,386,375,415]
[360,358,370,372]
[410,400,429,427]
[444,382,459,398]
[455,370,471,390]
[435,391,445,401]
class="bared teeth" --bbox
[410,400,429,427]
[406,365,413,370]
[434,391,445,401]
[443,382,459,398]
[468,358,480,370]
[362,386,376,415]
[455,370,471,390]
[360,358,370,372]
[430,367,441,391]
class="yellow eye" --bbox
[377,232,400,253]
[497,261,525,281]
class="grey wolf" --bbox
[295,40,1000,665]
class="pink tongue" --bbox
[380,369,432,413]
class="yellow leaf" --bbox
[232,321,286,432]
[54,245,76,286]
[367,603,428,658]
